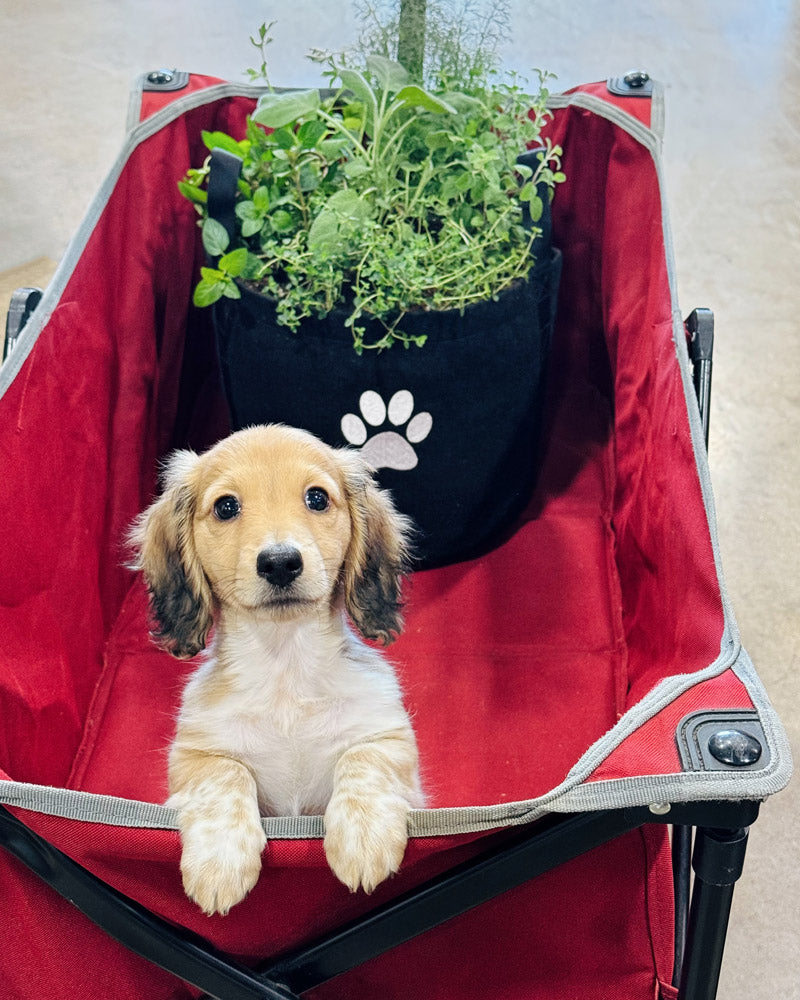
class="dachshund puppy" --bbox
[130,425,423,915]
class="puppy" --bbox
[130,424,423,915]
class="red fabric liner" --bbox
[0,81,727,996]
[2,810,675,1000]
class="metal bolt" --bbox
[707,730,763,767]
[623,70,650,89]
[146,70,175,86]
[649,802,671,816]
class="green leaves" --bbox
[193,222,260,307]
[365,55,408,93]
[252,89,320,129]
[178,38,566,350]
[177,180,207,205]
[338,67,377,110]
[193,265,240,308]
[394,85,457,114]
[201,218,230,257]
[219,247,249,276]
[519,182,544,222]
[201,130,248,156]
[308,189,373,255]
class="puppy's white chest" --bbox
[230,687,345,815]
[179,619,402,818]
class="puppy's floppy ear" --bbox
[128,450,212,659]
[340,451,412,644]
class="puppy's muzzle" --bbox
[256,544,304,590]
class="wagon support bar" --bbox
[0,800,758,1000]
[0,805,297,1000]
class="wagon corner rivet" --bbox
[623,70,650,88]
[147,69,175,85]
[649,802,671,815]
[707,729,763,767]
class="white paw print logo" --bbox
[341,390,432,470]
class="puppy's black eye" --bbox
[213,495,241,521]
[305,487,330,512]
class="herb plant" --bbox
[181,45,563,351]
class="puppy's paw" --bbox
[324,793,410,893]
[178,811,267,915]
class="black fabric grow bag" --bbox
[214,244,561,568]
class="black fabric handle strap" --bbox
[207,148,243,245]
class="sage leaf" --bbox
[365,55,409,93]
[308,189,372,253]
[342,160,369,180]
[252,88,320,129]
[338,68,375,109]
[318,137,351,159]
[395,85,457,115]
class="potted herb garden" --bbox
[180,2,564,567]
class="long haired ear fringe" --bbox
[127,452,212,659]
[341,455,414,644]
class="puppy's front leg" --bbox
[324,728,420,893]
[169,748,267,915]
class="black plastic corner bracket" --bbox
[687,307,714,362]
[677,710,769,773]
[143,69,190,92]
[607,71,653,97]
[3,286,42,360]
[686,307,714,449]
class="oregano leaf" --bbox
[201,218,230,257]
[193,279,226,308]
[219,247,249,277]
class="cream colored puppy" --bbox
[130,425,422,915]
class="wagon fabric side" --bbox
[0,74,790,1000]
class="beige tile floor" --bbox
[1,1,798,996]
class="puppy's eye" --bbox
[305,487,330,512]
[213,495,241,521]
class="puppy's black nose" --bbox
[256,545,304,589]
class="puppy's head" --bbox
[129,425,411,656]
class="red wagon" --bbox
[0,70,790,1000]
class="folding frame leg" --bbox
[672,824,692,986]
[677,825,750,1000]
